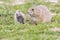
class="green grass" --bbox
[0,23,60,40]
[0,2,60,40]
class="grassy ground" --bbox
[0,2,60,40]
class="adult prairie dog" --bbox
[27,5,52,24]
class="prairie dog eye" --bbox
[32,8,34,11]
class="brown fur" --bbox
[27,5,52,24]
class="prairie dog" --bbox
[14,10,25,24]
[27,5,52,24]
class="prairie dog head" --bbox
[27,6,40,17]
[15,10,24,17]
